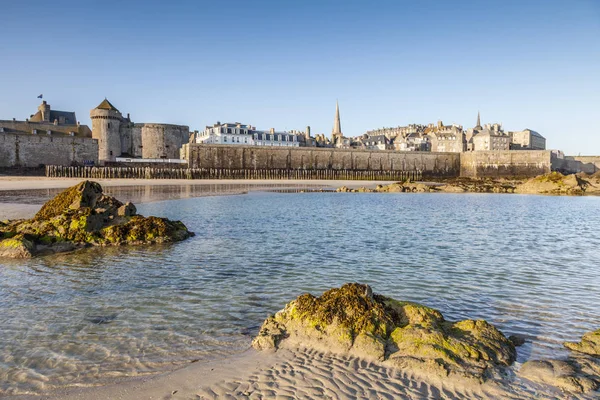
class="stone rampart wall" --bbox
[182,144,460,177]
[0,120,91,136]
[0,133,98,167]
[460,150,552,178]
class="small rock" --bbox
[509,334,526,347]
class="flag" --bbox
[37,94,43,99]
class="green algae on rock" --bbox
[252,283,516,382]
[565,329,600,356]
[0,181,194,258]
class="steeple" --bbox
[332,100,342,139]
[475,111,482,130]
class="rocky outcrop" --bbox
[565,329,600,356]
[0,181,194,258]
[334,172,600,196]
[252,283,516,382]
[519,359,598,394]
[516,329,600,394]
[515,172,589,195]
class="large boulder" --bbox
[252,283,516,382]
[34,181,104,220]
[0,181,194,258]
[565,329,600,356]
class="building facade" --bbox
[195,122,303,147]
[90,99,190,162]
[427,122,465,153]
[510,129,546,150]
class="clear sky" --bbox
[1,0,599,154]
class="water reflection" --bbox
[0,183,329,205]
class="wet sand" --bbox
[0,177,395,192]
[11,346,550,400]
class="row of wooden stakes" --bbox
[45,165,424,181]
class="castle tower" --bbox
[332,100,342,142]
[38,101,51,122]
[90,99,123,162]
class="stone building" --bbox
[91,99,190,163]
[509,129,546,150]
[196,122,302,147]
[465,114,510,151]
[359,134,392,150]
[393,132,430,151]
[427,121,465,152]
[0,101,97,167]
[366,124,427,140]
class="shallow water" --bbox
[1,191,600,395]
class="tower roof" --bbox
[475,111,482,129]
[332,100,342,136]
[95,99,119,112]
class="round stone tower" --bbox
[90,99,123,162]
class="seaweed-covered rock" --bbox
[252,283,516,381]
[0,234,35,258]
[519,359,598,394]
[34,180,104,220]
[0,181,194,258]
[565,329,600,356]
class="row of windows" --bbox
[219,134,297,142]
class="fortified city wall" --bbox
[134,123,190,160]
[0,133,98,167]
[551,156,600,174]
[181,144,461,177]
[460,150,552,178]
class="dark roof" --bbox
[29,110,77,125]
[49,110,76,125]
[95,99,119,111]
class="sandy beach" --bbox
[12,346,546,400]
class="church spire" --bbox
[475,111,482,129]
[332,100,342,139]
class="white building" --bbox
[196,122,301,147]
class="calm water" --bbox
[1,191,600,395]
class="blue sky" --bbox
[1,0,599,154]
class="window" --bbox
[108,122,111,128]
[224,136,228,142]
[236,137,240,143]
[227,128,232,133]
